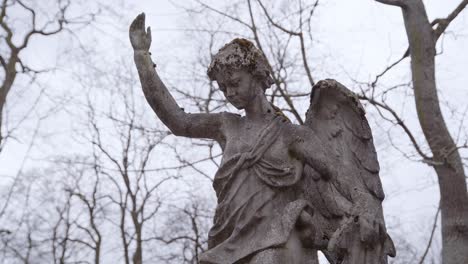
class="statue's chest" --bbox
[222,127,294,166]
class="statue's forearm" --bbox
[133,51,185,132]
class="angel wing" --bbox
[301,79,395,263]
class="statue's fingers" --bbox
[133,13,145,30]
[146,26,152,43]
[130,15,139,31]
[130,13,143,32]
[140,13,146,29]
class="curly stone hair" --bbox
[207,38,274,91]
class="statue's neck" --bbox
[244,93,275,121]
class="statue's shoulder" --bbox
[218,111,242,130]
[281,121,311,137]
[219,111,242,122]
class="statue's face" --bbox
[216,70,259,110]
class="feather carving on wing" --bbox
[301,79,395,263]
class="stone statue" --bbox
[130,13,395,264]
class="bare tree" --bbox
[364,1,468,263]
[0,168,84,264]
[0,1,99,252]
[166,0,468,262]
[170,0,319,124]
[3,0,466,263]
[149,197,213,264]
[0,0,98,152]
[80,59,173,264]
[2,2,220,263]
[62,155,105,264]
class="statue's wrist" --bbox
[134,50,151,56]
[134,50,156,69]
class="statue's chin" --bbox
[230,103,244,110]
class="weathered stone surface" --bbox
[130,13,395,264]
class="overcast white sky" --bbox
[1,0,468,262]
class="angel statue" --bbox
[130,13,395,264]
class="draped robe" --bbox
[199,116,312,264]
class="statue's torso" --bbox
[220,115,301,169]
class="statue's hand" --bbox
[296,210,316,248]
[129,13,151,52]
[328,212,384,254]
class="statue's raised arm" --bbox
[130,13,224,140]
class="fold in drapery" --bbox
[199,117,310,264]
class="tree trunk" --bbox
[398,1,468,263]
[131,209,143,264]
[0,52,18,150]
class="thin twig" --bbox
[418,206,441,264]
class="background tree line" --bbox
[0,0,467,263]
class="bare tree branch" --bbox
[245,0,304,124]
[374,0,406,7]
[256,0,315,87]
[358,93,432,162]
[418,206,441,264]
[433,0,468,40]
